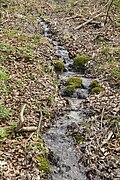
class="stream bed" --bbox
[38,15,91,180]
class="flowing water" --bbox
[38,15,91,180]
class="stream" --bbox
[38,13,91,180]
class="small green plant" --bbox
[0,70,9,81]
[54,60,65,72]
[9,121,17,128]
[74,134,85,144]
[73,54,90,71]
[111,69,120,80]
[0,128,8,138]
[0,105,12,119]
[101,46,110,56]
[46,96,53,107]
[39,11,46,20]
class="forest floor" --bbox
[0,0,120,180]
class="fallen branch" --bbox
[75,0,111,30]
[104,0,114,24]
[16,104,27,130]
[16,126,37,132]
[1,126,37,132]
[75,11,104,30]
[36,109,43,138]
[100,107,105,131]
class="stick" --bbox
[75,12,104,30]
[36,109,43,138]
[75,0,111,30]
[17,104,27,130]
[104,0,114,24]
[100,108,105,131]
[1,126,37,132]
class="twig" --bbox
[101,108,105,131]
[16,104,27,130]
[36,109,43,138]
[16,126,37,132]
[75,0,111,30]
[104,0,114,24]
[1,126,37,132]
[75,12,104,30]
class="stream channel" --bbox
[38,12,92,180]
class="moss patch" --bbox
[91,86,104,94]
[54,60,64,72]
[90,80,104,94]
[36,155,50,174]
[64,77,82,96]
[66,77,82,88]
[73,54,90,72]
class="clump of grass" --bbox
[0,105,12,119]
[111,69,120,80]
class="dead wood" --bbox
[1,126,37,132]
[104,0,114,24]
[75,0,111,30]
[16,104,27,130]
[36,109,43,138]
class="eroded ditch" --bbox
[38,15,92,180]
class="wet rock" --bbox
[76,89,89,99]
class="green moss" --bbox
[65,85,75,96]
[54,60,64,72]
[73,54,90,71]
[36,155,50,174]
[91,87,104,94]
[90,80,100,89]
[66,77,82,88]
[29,137,50,177]
[90,80,104,94]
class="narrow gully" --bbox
[38,16,91,180]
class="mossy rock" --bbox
[91,87,104,94]
[66,77,82,88]
[64,85,75,96]
[54,60,64,72]
[73,54,90,71]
